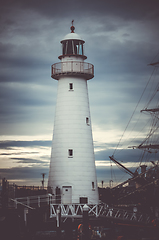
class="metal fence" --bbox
[51,61,94,80]
[10,194,152,224]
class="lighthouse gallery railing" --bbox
[51,61,94,80]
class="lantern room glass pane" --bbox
[79,44,83,55]
[62,40,84,56]
[67,41,73,54]
[62,42,66,55]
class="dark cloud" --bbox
[0,151,39,156]
[1,0,159,21]
[95,148,141,162]
[0,166,49,180]
[0,140,51,149]
[11,157,47,164]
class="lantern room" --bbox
[58,23,87,60]
[61,39,84,56]
[52,22,94,80]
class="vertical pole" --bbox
[24,208,28,227]
[2,178,8,211]
[83,204,89,240]
[27,197,30,207]
[47,194,50,205]
[15,199,17,209]
[38,196,40,208]
[56,206,61,240]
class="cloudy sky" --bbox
[0,0,159,188]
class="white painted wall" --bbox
[48,38,99,204]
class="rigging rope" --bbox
[145,67,159,107]
[112,67,156,156]
[150,51,159,64]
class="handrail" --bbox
[51,61,94,80]
[12,194,56,208]
[50,203,151,224]
[10,198,35,210]
[10,195,152,224]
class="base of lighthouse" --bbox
[48,76,99,204]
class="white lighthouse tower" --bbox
[48,22,99,205]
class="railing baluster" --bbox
[27,197,30,206]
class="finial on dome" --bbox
[70,20,75,33]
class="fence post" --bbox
[27,197,30,207]
[15,199,17,209]
[56,206,61,240]
[38,196,40,208]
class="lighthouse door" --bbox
[62,186,72,204]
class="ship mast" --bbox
[109,155,135,177]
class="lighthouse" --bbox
[48,22,99,205]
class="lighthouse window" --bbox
[68,149,73,157]
[76,44,79,54]
[69,83,73,90]
[76,42,84,55]
[72,41,75,54]
[92,182,95,190]
[62,43,65,55]
[79,43,83,55]
[67,41,73,54]
[62,42,68,55]
[62,40,84,56]
[86,117,89,125]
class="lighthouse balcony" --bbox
[51,61,94,80]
